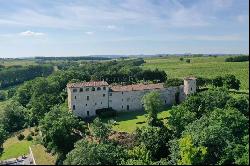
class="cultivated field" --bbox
[142,56,249,90]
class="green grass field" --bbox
[0,129,33,161]
[102,109,171,133]
[142,56,249,90]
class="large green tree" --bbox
[142,91,163,126]
[0,125,7,149]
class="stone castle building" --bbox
[67,77,196,118]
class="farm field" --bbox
[142,56,249,90]
[103,109,171,133]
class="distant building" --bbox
[67,77,196,118]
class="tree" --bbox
[196,77,211,89]
[40,105,86,156]
[64,139,125,165]
[135,126,172,160]
[89,117,112,143]
[164,78,183,87]
[0,125,7,149]
[226,96,249,117]
[0,101,28,133]
[212,76,223,87]
[142,91,163,126]
[186,59,191,63]
[223,74,240,90]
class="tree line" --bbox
[225,55,249,62]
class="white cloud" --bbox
[106,25,117,30]
[19,30,45,37]
[85,31,94,35]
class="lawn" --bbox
[0,129,33,161]
[102,109,171,133]
[142,56,249,90]
[31,144,56,165]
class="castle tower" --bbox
[184,77,197,95]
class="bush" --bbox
[164,78,183,87]
[179,57,184,61]
[96,108,117,118]
[225,56,249,62]
[186,59,191,63]
[17,133,25,141]
[26,134,33,141]
[30,131,35,136]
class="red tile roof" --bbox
[67,81,109,88]
[110,83,164,92]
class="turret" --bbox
[184,77,197,95]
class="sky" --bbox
[0,0,249,58]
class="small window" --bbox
[73,89,77,93]
[109,93,112,96]
[75,96,77,99]
[191,87,193,91]
[87,111,89,116]
[122,105,123,109]
[86,88,89,91]
[103,87,106,90]
[87,96,89,100]
[80,88,83,92]
[91,87,95,91]
[73,105,75,110]
[103,94,106,97]
[165,100,166,104]
[127,105,129,111]
[86,104,87,106]
[122,92,123,94]
[95,103,97,105]
[97,87,101,91]
[101,102,102,104]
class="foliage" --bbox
[135,126,172,160]
[39,105,86,155]
[226,95,249,117]
[186,59,191,63]
[0,125,7,148]
[90,117,112,143]
[96,108,117,118]
[64,139,125,165]
[17,134,25,141]
[223,74,240,90]
[212,76,224,87]
[142,91,164,126]
[26,134,33,141]
[0,101,28,133]
[225,55,249,62]
[196,77,211,89]
[164,78,183,87]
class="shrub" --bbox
[17,133,25,141]
[164,78,183,87]
[26,134,33,141]
[179,57,184,61]
[96,108,117,118]
[186,59,191,63]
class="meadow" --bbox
[142,56,249,90]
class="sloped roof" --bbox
[67,81,109,88]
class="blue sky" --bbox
[0,0,249,58]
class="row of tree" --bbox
[225,55,249,62]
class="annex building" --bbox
[67,77,196,118]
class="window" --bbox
[86,104,87,106]
[73,89,77,93]
[101,102,102,104]
[122,92,123,94]
[86,88,89,91]
[103,94,106,97]
[165,100,166,104]
[80,88,83,92]
[73,105,75,110]
[103,87,106,90]
[95,103,97,105]
[191,87,193,91]
[75,96,76,99]
[122,105,123,109]
[87,111,89,116]
[109,93,112,96]
[91,87,95,91]
[87,96,89,100]
[127,105,129,111]
[97,87,101,91]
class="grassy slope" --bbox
[142,56,249,90]
[102,109,171,133]
[31,144,56,165]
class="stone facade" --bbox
[67,77,196,118]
